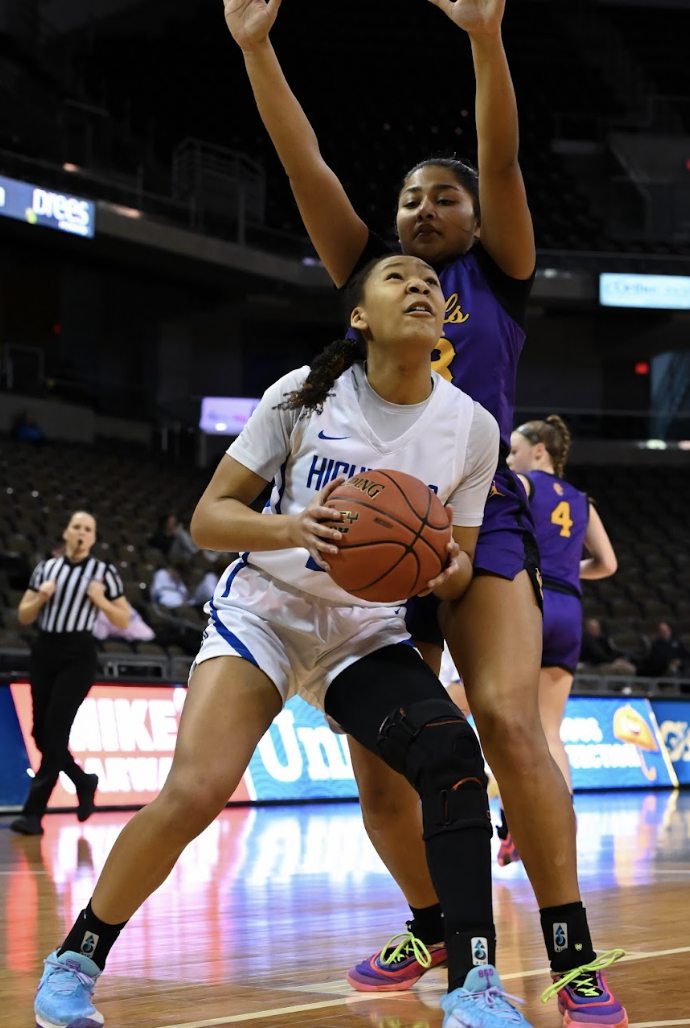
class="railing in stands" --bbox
[0,146,688,270]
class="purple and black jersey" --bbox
[432,245,530,453]
[346,234,539,643]
[525,471,589,672]
[349,233,534,454]
[525,471,589,596]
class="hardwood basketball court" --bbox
[1,789,689,1028]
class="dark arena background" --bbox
[1,1,690,1026]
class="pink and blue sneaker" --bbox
[442,964,533,1028]
[35,949,103,1028]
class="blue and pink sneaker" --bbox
[35,949,103,1028]
[442,964,533,1028]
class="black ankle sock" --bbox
[58,901,128,971]
[496,807,509,841]
[447,927,497,992]
[540,901,596,974]
[407,902,444,945]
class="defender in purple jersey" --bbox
[508,415,618,793]
[225,1,629,1024]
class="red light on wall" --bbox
[635,361,650,375]
[52,323,62,335]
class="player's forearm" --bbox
[580,554,618,580]
[242,40,322,182]
[433,553,474,602]
[471,32,520,173]
[191,498,296,554]
[17,594,46,625]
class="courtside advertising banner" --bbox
[0,686,32,806]
[563,696,678,790]
[650,699,690,786]
[8,682,358,808]
[4,684,681,809]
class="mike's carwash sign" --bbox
[9,683,358,807]
[0,173,96,238]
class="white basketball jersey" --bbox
[224,364,487,607]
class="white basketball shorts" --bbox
[191,558,412,709]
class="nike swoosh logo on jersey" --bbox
[317,431,351,440]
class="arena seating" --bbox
[567,463,690,686]
[1,436,689,690]
[60,0,618,252]
[603,5,690,119]
[6,1,688,254]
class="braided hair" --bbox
[275,258,383,416]
[400,156,480,220]
[515,415,572,478]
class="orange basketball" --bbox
[324,469,451,603]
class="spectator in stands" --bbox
[580,618,636,674]
[638,621,689,677]
[12,409,45,445]
[169,521,198,563]
[93,607,155,644]
[11,511,130,836]
[189,567,219,607]
[151,560,192,609]
[148,514,197,561]
[151,560,215,610]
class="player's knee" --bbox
[473,692,540,744]
[157,775,228,833]
[360,778,420,826]
[377,699,491,841]
[478,709,548,778]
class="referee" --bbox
[11,510,130,836]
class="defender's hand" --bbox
[426,0,505,39]
[223,0,283,52]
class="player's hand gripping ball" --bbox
[324,469,451,602]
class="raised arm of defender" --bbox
[434,0,535,278]
[223,0,367,286]
[224,0,534,284]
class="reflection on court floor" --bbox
[2,790,689,1027]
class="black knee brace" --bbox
[377,699,492,841]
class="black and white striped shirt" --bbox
[28,557,124,634]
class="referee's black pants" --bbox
[22,632,99,819]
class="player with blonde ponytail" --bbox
[508,416,619,795]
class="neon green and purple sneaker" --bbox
[347,930,447,991]
[541,949,628,1028]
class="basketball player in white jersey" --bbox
[32,255,533,1028]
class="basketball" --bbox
[324,469,451,603]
